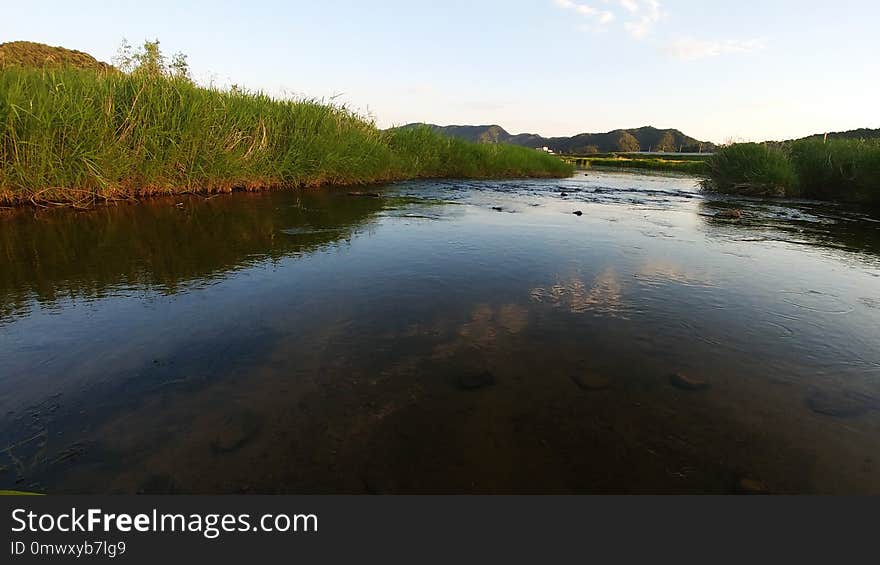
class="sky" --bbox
[3,0,879,143]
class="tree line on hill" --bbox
[398,124,716,154]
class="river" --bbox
[2,171,879,493]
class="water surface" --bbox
[2,171,880,493]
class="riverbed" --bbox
[2,171,879,493]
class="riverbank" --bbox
[566,155,708,175]
[703,140,880,204]
[0,68,572,207]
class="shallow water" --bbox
[2,171,880,494]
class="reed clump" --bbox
[0,68,571,206]
[704,140,880,204]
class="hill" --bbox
[0,41,114,71]
[401,123,715,154]
[797,128,880,142]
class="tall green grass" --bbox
[704,140,880,204]
[703,143,796,197]
[0,68,572,206]
[788,139,880,203]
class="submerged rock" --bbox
[805,389,878,418]
[716,209,744,220]
[210,412,264,454]
[669,372,709,391]
[571,372,610,391]
[347,191,381,198]
[457,371,496,391]
[737,477,770,495]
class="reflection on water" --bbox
[635,260,715,287]
[2,172,880,494]
[698,198,880,260]
[530,269,625,317]
[0,191,384,323]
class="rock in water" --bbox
[457,371,496,391]
[669,372,709,391]
[573,211,583,216]
[716,209,743,220]
[571,373,610,391]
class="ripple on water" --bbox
[280,227,345,236]
[678,319,725,348]
[779,290,855,315]
[805,389,880,418]
[762,320,796,339]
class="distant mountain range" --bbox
[400,124,716,154]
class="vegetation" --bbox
[568,152,711,161]
[0,42,571,207]
[565,155,708,175]
[795,128,880,143]
[788,139,880,203]
[0,41,114,72]
[704,140,880,204]
[655,131,677,152]
[402,123,716,154]
[614,131,641,153]
[703,143,797,197]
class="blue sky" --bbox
[4,0,879,142]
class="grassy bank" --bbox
[0,68,572,206]
[566,155,708,175]
[704,140,880,204]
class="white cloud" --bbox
[665,37,768,61]
[554,0,615,27]
[554,0,662,37]
[622,0,662,38]
[618,0,640,15]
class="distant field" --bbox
[568,152,712,161]
[561,154,709,175]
